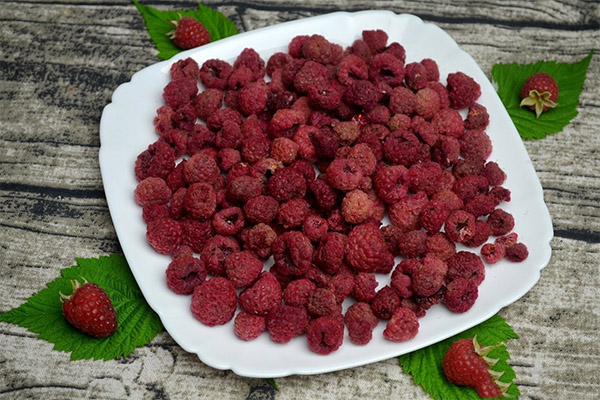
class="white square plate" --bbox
[99,11,553,377]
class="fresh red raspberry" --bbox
[352,272,378,303]
[383,307,419,342]
[505,242,529,262]
[445,209,477,244]
[61,281,118,338]
[134,177,172,207]
[370,285,401,320]
[234,312,266,341]
[368,53,405,87]
[520,72,559,118]
[306,316,345,355]
[463,220,492,248]
[426,232,457,261]
[388,192,428,232]
[135,140,176,181]
[480,243,506,264]
[266,304,309,344]
[181,217,214,253]
[162,78,198,109]
[166,255,206,295]
[307,288,341,318]
[373,164,408,204]
[446,71,481,109]
[464,103,490,130]
[345,223,394,273]
[146,217,183,255]
[283,278,316,308]
[431,108,464,138]
[343,79,383,111]
[266,167,307,202]
[191,277,237,327]
[302,214,328,242]
[443,278,478,313]
[487,208,515,236]
[201,235,240,276]
[272,231,313,276]
[168,16,210,50]
[442,336,505,398]
[224,251,264,289]
[277,199,310,229]
[446,251,485,286]
[460,129,493,161]
[183,182,216,219]
[239,272,282,316]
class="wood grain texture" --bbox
[1,1,599,399]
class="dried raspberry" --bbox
[327,273,355,304]
[415,87,441,120]
[159,129,187,159]
[368,53,405,86]
[343,302,378,345]
[446,71,481,109]
[186,125,214,155]
[348,39,373,63]
[240,272,282,316]
[431,189,464,212]
[224,251,264,289]
[241,132,271,163]
[240,197,277,226]
[426,232,457,261]
[445,209,477,244]
[496,232,518,248]
[405,161,447,196]
[420,200,451,234]
[388,192,428,232]
[373,164,408,204]
[431,108,464,138]
[277,199,310,229]
[390,267,413,299]
[463,220,492,248]
[183,152,220,185]
[212,207,245,236]
[411,259,444,297]
[183,182,216,219]
[388,113,411,132]
[215,120,242,150]
[505,243,529,262]
[163,78,198,109]
[464,194,497,218]
[326,158,364,191]
[388,86,416,115]
[237,81,268,116]
[199,59,233,90]
[431,135,460,168]
[460,129,492,161]
[181,217,214,253]
[404,62,428,92]
[270,137,299,164]
[313,128,339,160]
[487,209,515,236]
[142,204,170,223]
[351,273,378,303]
[383,130,425,167]
[447,251,485,286]
[294,61,329,93]
[337,54,369,86]
[191,277,237,326]
[331,121,359,146]
[289,160,316,186]
[170,57,200,81]
[272,231,313,276]
[341,189,373,224]
[168,186,186,218]
[306,316,345,355]
[217,148,241,172]
[370,285,401,320]
[365,105,391,126]
[283,278,316,308]
[480,243,506,264]
[233,48,265,81]
[191,88,223,122]
[165,255,206,295]
[345,223,394,273]
[302,215,328,242]
[153,105,175,135]
[266,304,309,344]
[453,174,490,201]
[397,229,428,259]
[312,232,347,275]
[464,103,489,130]
[343,79,383,111]
[226,175,263,204]
[443,278,478,313]
[171,103,197,132]
[266,167,307,202]
[234,312,266,341]
[308,177,340,212]
[146,217,183,255]
[134,177,172,207]
[383,307,419,342]
[249,158,284,184]
[242,223,277,260]
[307,288,341,318]
[307,81,343,111]
[135,141,176,181]
[300,34,335,64]
[482,161,506,186]
[201,235,240,276]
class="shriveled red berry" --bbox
[191,277,237,326]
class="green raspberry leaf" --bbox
[399,315,520,399]
[492,50,593,140]
[0,255,163,361]
[265,378,279,391]
[132,0,238,60]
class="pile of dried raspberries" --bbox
[133,29,529,355]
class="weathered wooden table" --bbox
[1,1,598,399]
